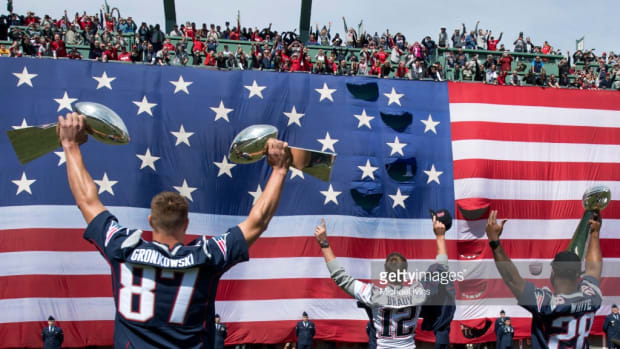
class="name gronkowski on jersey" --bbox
[327,256,448,349]
[84,211,249,349]
[518,276,602,349]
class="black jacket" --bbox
[295,320,316,345]
[214,323,227,349]
[42,326,63,349]
[604,313,620,339]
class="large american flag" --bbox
[0,58,618,347]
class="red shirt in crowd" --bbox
[163,42,175,51]
[192,40,205,54]
[229,30,239,40]
[104,47,118,60]
[541,44,551,55]
[24,16,38,25]
[374,51,387,63]
[105,19,115,32]
[290,57,303,72]
[487,39,500,51]
[50,39,67,57]
[184,28,195,40]
[119,52,131,61]
[395,66,409,78]
[499,55,513,72]
[203,52,216,66]
[370,64,382,76]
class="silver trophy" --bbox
[7,102,130,164]
[229,124,336,182]
[566,185,611,258]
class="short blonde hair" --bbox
[150,191,188,231]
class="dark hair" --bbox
[551,251,581,279]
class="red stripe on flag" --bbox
[451,121,620,145]
[453,159,620,181]
[0,321,114,348]
[448,82,620,110]
[0,275,112,299]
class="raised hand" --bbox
[314,218,327,243]
[432,214,446,237]
[486,210,507,241]
[57,112,88,147]
[265,138,292,170]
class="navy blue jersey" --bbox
[518,276,602,349]
[84,211,249,348]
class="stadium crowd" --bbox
[1,10,618,90]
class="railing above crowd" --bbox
[0,11,618,90]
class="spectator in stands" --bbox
[547,74,559,88]
[475,26,488,50]
[451,24,465,48]
[192,36,205,65]
[531,55,545,75]
[506,70,521,86]
[173,43,189,66]
[541,41,552,55]
[315,22,331,46]
[422,36,437,62]
[394,61,411,79]
[461,62,473,80]
[465,30,476,49]
[169,24,182,37]
[513,33,525,52]
[358,56,369,75]
[499,51,513,73]
[64,25,81,46]
[88,39,101,60]
[50,33,67,58]
[485,64,498,84]
[559,73,570,87]
[68,47,82,60]
[102,43,118,62]
[524,36,535,53]
[536,70,549,86]
[438,27,447,48]
[118,46,131,62]
[599,72,612,89]
[379,60,392,78]
[411,60,424,79]
[143,43,155,64]
[487,31,503,51]
[236,48,248,70]
[369,59,381,76]
[0,43,8,56]
[150,24,165,52]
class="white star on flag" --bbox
[244,80,267,99]
[389,188,409,209]
[420,114,440,134]
[283,106,305,127]
[289,167,305,180]
[424,164,443,184]
[12,118,29,130]
[315,82,336,102]
[169,75,193,94]
[384,87,404,106]
[174,179,197,202]
[13,67,38,87]
[353,109,375,129]
[358,160,378,180]
[320,184,341,205]
[133,96,157,116]
[317,132,339,152]
[386,136,407,156]
[170,124,194,146]
[210,100,234,122]
[94,172,118,195]
[12,172,36,195]
[92,71,116,90]
[54,91,78,112]
[214,156,236,178]
[54,151,66,166]
[136,148,160,171]
[248,185,263,205]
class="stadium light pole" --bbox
[163,0,177,35]
[299,0,312,43]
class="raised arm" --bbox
[314,219,362,299]
[584,212,602,280]
[432,215,448,258]
[486,210,526,298]
[238,139,291,247]
[58,113,105,224]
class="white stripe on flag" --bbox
[3,251,620,280]
[454,178,620,201]
[2,297,618,323]
[449,103,620,127]
[0,205,448,240]
[452,139,620,163]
